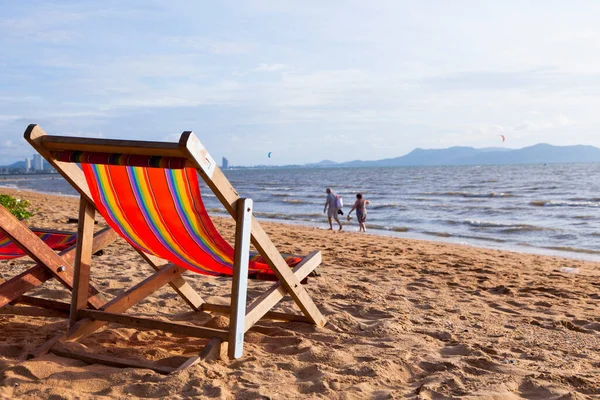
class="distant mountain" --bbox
[0,160,25,169]
[304,143,600,168]
[461,144,600,165]
[303,159,338,167]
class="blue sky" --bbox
[1,1,600,166]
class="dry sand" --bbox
[1,187,599,399]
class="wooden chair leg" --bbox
[228,198,252,359]
[69,197,96,327]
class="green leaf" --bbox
[0,194,34,220]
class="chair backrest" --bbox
[82,162,237,275]
[36,147,278,276]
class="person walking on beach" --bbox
[348,193,370,232]
[323,188,343,231]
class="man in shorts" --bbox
[323,188,342,231]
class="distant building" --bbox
[25,157,31,172]
[33,154,43,171]
[222,157,229,169]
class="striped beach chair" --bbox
[25,124,325,373]
[0,206,116,317]
[0,227,77,260]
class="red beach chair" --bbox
[25,124,325,373]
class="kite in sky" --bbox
[268,152,272,158]
[500,135,506,143]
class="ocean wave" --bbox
[254,212,298,220]
[464,219,547,232]
[529,200,600,208]
[282,199,312,204]
[500,226,547,233]
[257,185,297,191]
[369,203,404,210]
[253,211,324,221]
[455,234,506,243]
[573,215,595,220]
[541,246,600,255]
[497,206,528,211]
[367,224,409,233]
[424,228,507,243]
[413,197,441,202]
[423,231,451,238]
[568,197,600,202]
[424,191,515,198]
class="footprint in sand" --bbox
[487,302,521,315]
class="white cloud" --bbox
[0,115,22,122]
[58,131,105,139]
[163,36,254,55]
[255,63,286,72]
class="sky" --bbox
[1,0,600,166]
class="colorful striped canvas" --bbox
[81,163,300,277]
[53,151,187,169]
[0,229,77,259]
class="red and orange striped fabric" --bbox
[80,163,301,277]
[0,229,77,259]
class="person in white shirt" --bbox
[323,187,342,231]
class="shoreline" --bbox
[2,184,599,263]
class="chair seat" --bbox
[246,253,305,281]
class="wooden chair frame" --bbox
[0,205,117,317]
[25,124,325,373]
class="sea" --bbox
[1,163,599,262]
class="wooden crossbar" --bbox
[40,135,187,158]
[14,296,71,312]
[137,251,205,312]
[51,347,176,374]
[79,309,228,340]
[201,303,312,324]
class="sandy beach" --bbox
[1,187,599,399]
